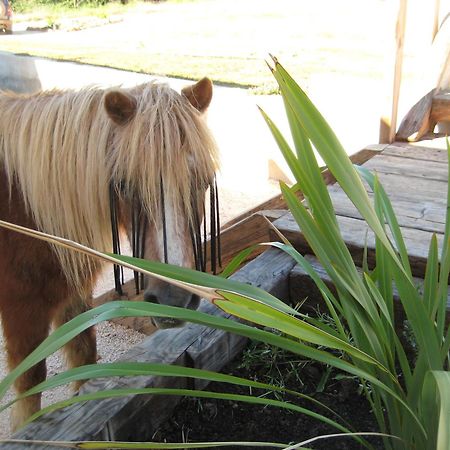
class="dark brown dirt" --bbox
[154,341,383,449]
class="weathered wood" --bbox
[387,0,408,143]
[5,248,296,447]
[328,187,446,234]
[205,209,286,272]
[289,255,450,326]
[355,170,447,206]
[431,90,450,124]
[432,0,440,40]
[272,213,444,279]
[396,89,450,142]
[328,145,448,232]
[382,142,449,163]
[396,89,435,142]
[364,153,448,182]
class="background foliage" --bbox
[9,0,134,13]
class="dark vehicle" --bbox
[0,0,12,33]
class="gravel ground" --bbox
[0,319,146,439]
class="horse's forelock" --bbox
[113,82,218,228]
[0,82,218,293]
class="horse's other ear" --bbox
[182,77,213,113]
[104,91,137,125]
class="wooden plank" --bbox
[327,187,446,234]
[383,142,449,163]
[432,0,440,41]
[363,154,448,182]
[356,170,447,206]
[395,89,449,142]
[6,248,296,447]
[289,255,450,326]
[272,213,445,279]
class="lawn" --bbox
[1,0,401,93]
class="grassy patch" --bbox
[2,0,390,92]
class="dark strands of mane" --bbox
[109,179,221,296]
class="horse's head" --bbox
[104,78,219,329]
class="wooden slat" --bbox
[357,170,447,205]
[272,213,445,279]
[382,142,449,163]
[328,187,445,234]
[387,0,408,144]
[363,154,448,182]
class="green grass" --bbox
[1,0,393,93]
[11,0,130,19]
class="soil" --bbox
[155,341,383,449]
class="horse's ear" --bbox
[104,91,137,125]
[182,77,213,113]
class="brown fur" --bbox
[0,78,218,430]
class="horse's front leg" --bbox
[53,294,97,391]
[1,299,52,432]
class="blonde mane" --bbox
[0,82,219,292]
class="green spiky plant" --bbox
[0,57,448,449]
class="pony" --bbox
[0,77,220,431]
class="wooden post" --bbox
[380,0,408,144]
[388,0,408,143]
[432,0,441,41]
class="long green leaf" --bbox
[0,440,289,449]
[0,219,298,318]
[269,58,400,267]
[2,362,324,414]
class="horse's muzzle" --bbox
[144,290,200,329]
